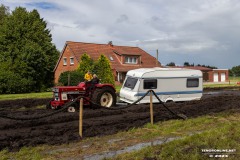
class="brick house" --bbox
[172,66,229,82]
[54,41,161,84]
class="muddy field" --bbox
[0,91,240,151]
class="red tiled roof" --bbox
[184,66,213,71]
[59,41,161,72]
[169,66,213,71]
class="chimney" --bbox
[108,41,113,46]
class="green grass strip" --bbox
[112,116,240,160]
[0,92,52,101]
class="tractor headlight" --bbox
[54,92,59,101]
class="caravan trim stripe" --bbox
[135,90,203,96]
[141,76,202,79]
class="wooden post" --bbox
[79,98,83,138]
[150,91,154,125]
[68,73,70,86]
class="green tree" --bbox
[0,61,33,93]
[77,53,94,75]
[206,65,217,69]
[197,64,217,69]
[230,65,240,77]
[95,54,114,85]
[0,4,9,25]
[183,62,190,66]
[58,70,84,86]
[166,62,176,66]
[0,7,59,93]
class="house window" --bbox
[125,56,137,64]
[63,57,67,66]
[144,79,157,89]
[187,78,199,88]
[70,57,74,65]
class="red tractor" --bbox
[47,82,116,112]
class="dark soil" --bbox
[203,86,240,91]
[0,98,52,110]
[0,91,240,151]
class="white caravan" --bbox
[120,68,203,104]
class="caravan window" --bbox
[144,79,157,89]
[187,78,199,87]
[124,77,138,89]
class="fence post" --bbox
[79,98,83,138]
[150,91,154,125]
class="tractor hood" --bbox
[53,82,86,92]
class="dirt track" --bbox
[0,91,240,151]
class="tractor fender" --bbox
[95,84,116,92]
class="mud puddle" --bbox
[83,137,180,160]
[82,131,204,160]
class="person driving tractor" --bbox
[84,71,93,82]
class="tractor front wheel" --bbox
[67,102,78,112]
[91,87,116,107]
[46,99,53,109]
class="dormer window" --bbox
[125,56,137,64]
[109,56,114,61]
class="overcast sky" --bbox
[2,0,240,69]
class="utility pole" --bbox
[156,49,159,66]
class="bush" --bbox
[58,70,84,86]
[0,70,34,94]
[230,65,240,77]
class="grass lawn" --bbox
[203,76,240,88]
[229,76,240,82]
[0,92,52,101]
[1,110,240,159]
[115,84,122,92]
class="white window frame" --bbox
[125,56,137,64]
[70,57,74,65]
[63,57,67,66]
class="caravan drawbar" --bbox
[120,68,203,104]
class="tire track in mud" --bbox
[0,93,240,151]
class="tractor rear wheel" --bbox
[91,87,116,107]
